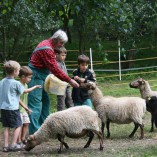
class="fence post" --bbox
[118,40,122,80]
[90,48,93,71]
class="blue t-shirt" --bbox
[0,78,25,110]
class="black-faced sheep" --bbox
[82,82,146,139]
[130,78,157,132]
[24,106,104,153]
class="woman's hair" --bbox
[19,66,33,77]
[51,29,68,43]
[55,47,67,54]
[78,54,89,64]
[4,60,20,75]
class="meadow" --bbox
[1,75,157,157]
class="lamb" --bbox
[146,96,157,129]
[81,82,146,139]
[130,78,157,132]
[24,106,104,153]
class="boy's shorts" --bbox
[1,109,22,128]
[20,112,30,124]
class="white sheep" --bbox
[130,78,157,132]
[82,82,146,139]
[24,106,104,153]
[129,78,157,99]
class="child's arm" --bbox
[19,100,32,114]
[23,85,42,93]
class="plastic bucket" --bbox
[44,74,68,95]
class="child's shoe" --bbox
[2,146,10,152]
[9,144,22,151]
[17,142,25,150]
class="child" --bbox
[0,60,41,152]
[72,54,96,107]
[17,66,34,148]
[55,47,74,111]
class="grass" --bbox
[1,76,157,156]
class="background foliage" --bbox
[0,0,157,64]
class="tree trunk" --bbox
[2,27,7,60]
[78,29,85,54]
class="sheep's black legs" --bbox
[106,120,110,138]
[150,113,154,132]
[93,130,104,151]
[101,122,105,138]
[58,136,69,153]
[84,131,94,148]
[129,123,139,138]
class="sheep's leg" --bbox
[139,124,144,139]
[101,122,105,138]
[58,136,69,153]
[129,123,139,138]
[93,130,104,151]
[150,113,154,132]
[84,131,94,148]
[106,120,110,138]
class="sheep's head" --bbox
[129,78,146,89]
[24,135,39,151]
[80,81,96,95]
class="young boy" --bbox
[0,61,41,152]
[17,66,34,148]
[55,47,74,111]
[72,54,96,107]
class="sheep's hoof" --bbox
[106,135,110,138]
[57,149,62,154]
[100,146,104,151]
[139,136,144,140]
[84,144,89,148]
[65,144,69,149]
[129,134,133,138]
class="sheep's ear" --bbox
[142,81,145,84]
[146,96,151,100]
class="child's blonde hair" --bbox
[4,60,20,75]
[19,66,33,78]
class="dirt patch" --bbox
[0,112,157,156]
[0,130,157,157]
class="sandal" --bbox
[3,146,9,152]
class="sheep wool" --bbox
[97,96,146,124]
[25,105,104,152]
[35,106,100,139]
[86,82,146,139]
